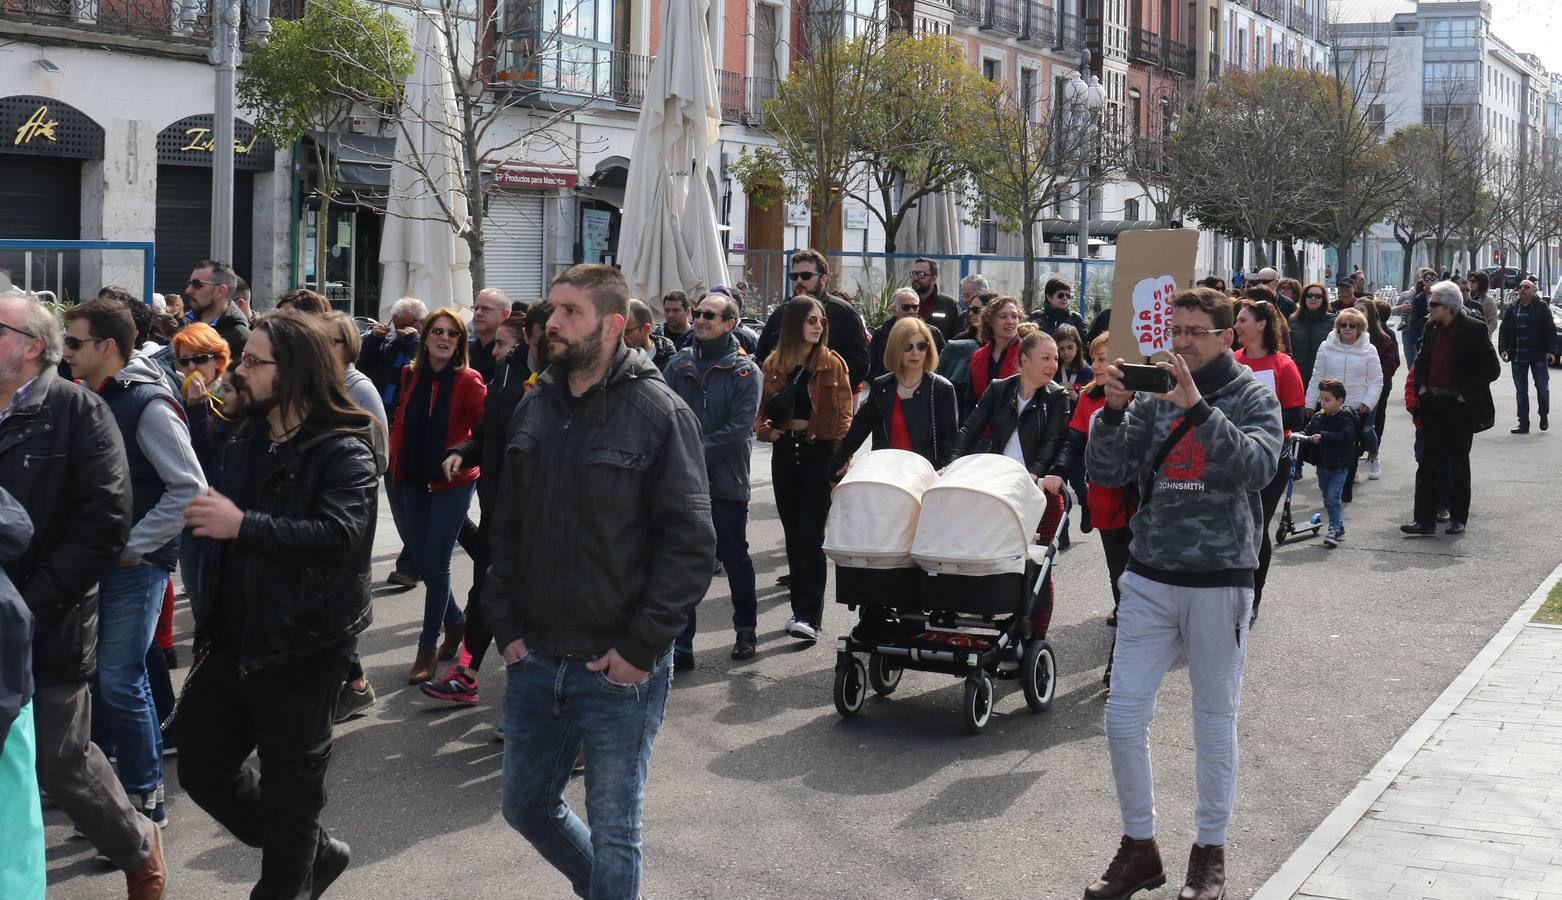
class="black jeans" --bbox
[772,435,833,629]
[1413,404,1475,525]
[1099,526,1133,610]
[462,518,494,670]
[1253,455,1290,612]
[177,643,352,900]
[679,498,759,648]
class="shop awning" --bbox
[308,131,395,188]
[577,184,625,209]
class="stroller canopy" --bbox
[823,449,939,569]
[912,454,1047,575]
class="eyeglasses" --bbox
[427,326,459,338]
[693,310,726,321]
[0,321,38,341]
[789,271,819,281]
[1168,325,1227,339]
[902,341,930,352]
[910,271,933,279]
[63,335,104,351]
[239,353,278,368]
[175,353,217,367]
[897,304,920,313]
[1254,278,1276,285]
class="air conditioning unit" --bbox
[349,116,369,135]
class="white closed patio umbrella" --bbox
[619,0,726,302]
[379,10,473,321]
[904,187,961,257]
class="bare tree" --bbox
[1499,141,1562,278]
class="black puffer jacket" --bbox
[951,374,1072,479]
[831,372,959,472]
[198,423,378,672]
[483,345,716,672]
[450,353,528,517]
[0,368,131,687]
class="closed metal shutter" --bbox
[482,192,545,300]
[155,166,253,298]
[0,156,82,300]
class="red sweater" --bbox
[1234,349,1305,436]
[1069,390,1134,531]
[389,364,486,492]
[969,338,1022,402]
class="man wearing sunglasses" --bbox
[0,290,170,898]
[755,248,870,389]
[1397,267,1438,368]
[867,287,945,383]
[63,299,206,829]
[183,260,249,371]
[909,257,961,342]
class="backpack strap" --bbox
[1137,414,1197,511]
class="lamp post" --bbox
[1062,51,1105,310]
[1149,82,1181,225]
[187,0,271,262]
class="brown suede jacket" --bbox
[755,348,853,445]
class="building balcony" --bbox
[1292,7,1314,38]
[1162,37,1192,76]
[0,0,302,44]
[1257,0,1282,19]
[984,0,1021,37]
[951,0,983,25]
[1019,0,1054,45]
[717,68,742,124]
[1126,135,1171,176]
[745,75,775,126]
[1053,9,1084,53]
[1129,25,1160,65]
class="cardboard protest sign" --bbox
[1106,229,1201,365]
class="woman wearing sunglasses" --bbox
[1305,308,1384,502]
[387,308,487,683]
[1288,282,1335,387]
[831,316,958,478]
[169,323,232,613]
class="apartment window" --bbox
[1423,17,1477,49]
[1020,68,1038,121]
[1367,103,1385,138]
[1124,198,1140,222]
[983,58,1001,82]
[979,202,999,254]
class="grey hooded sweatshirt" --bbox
[1086,351,1282,587]
[104,352,208,565]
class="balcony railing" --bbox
[1292,7,1314,37]
[717,68,742,124]
[1019,0,1054,44]
[745,75,775,126]
[951,0,982,25]
[985,0,1020,36]
[1126,136,1171,176]
[1162,37,1192,76]
[1128,26,1160,64]
[0,0,302,41]
[1257,0,1282,19]
[1053,9,1084,52]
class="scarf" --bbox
[399,365,456,487]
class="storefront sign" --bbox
[0,95,103,159]
[156,115,275,170]
[489,162,578,190]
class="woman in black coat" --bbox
[951,325,1072,491]
[832,317,958,476]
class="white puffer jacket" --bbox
[1305,330,1384,410]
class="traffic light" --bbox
[1493,251,1501,264]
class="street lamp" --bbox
[191,0,271,262]
[1062,52,1105,306]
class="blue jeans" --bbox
[1316,467,1348,533]
[1512,358,1550,427]
[501,649,672,900]
[395,481,473,650]
[385,473,421,579]
[93,563,167,796]
[678,498,757,649]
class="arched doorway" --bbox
[0,95,104,300]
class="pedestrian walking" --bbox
[908,257,961,342]
[756,250,870,389]
[624,299,679,371]
[968,293,1024,410]
[1401,281,1501,536]
[1470,271,1499,337]
[1288,285,1335,389]
[181,260,249,369]
[758,296,853,643]
[952,323,1071,488]
[387,308,486,684]
[0,290,168,899]
[665,290,764,663]
[1498,280,1557,434]
[466,288,509,382]
[1360,299,1400,473]
[653,290,696,350]
[1083,286,1282,900]
[868,288,945,384]
[1398,268,1436,368]
[1302,379,1358,548]
[1035,278,1088,336]
[483,264,715,899]
[62,299,206,825]
[180,309,379,900]
[1305,308,1383,499]
[0,486,43,898]
[833,316,958,475]
[361,296,427,588]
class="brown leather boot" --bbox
[126,825,167,900]
[407,648,437,684]
[436,620,466,661]
[1178,844,1227,900]
[1084,835,1165,899]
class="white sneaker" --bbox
[1354,470,1363,484]
[784,617,818,642]
[1368,459,1382,480]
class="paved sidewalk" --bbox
[1256,569,1562,900]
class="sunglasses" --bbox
[186,277,230,290]
[693,310,726,321]
[427,326,460,338]
[789,271,819,281]
[1338,323,1360,329]
[903,341,930,352]
[910,271,933,278]
[63,335,105,350]
[1304,293,1324,300]
[175,353,217,367]
[1254,278,1276,284]
[897,304,920,312]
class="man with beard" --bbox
[180,311,379,899]
[182,260,250,370]
[484,264,714,898]
[908,257,961,342]
[0,290,167,899]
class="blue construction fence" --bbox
[732,249,1115,321]
[0,240,157,307]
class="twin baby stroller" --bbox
[822,451,1064,735]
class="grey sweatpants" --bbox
[1105,570,1252,847]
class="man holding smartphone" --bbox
[1082,287,1282,900]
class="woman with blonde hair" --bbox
[1306,307,1383,500]
[831,316,958,476]
[757,296,853,643]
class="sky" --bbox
[1330,0,1562,73]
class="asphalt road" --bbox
[46,358,1560,899]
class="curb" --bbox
[1251,559,1562,900]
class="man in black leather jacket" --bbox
[181,310,379,899]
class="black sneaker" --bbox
[776,573,791,587]
[1446,521,1466,535]
[1512,425,1530,434]
[1400,521,1435,535]
[334,679,376,723]
[731,630,756,660]
[310,836,350,899]
[1542,414,1550,431]
[673,648,697,673]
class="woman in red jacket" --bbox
[965,293,1024,447]
[389,307,487,683]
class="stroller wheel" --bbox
[833,657,867,718]
[962,675,994,734]
[867,654,902,696]
[1022,640,1057,713]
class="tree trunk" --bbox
[1021,213,1038,311]
[316,193,331,297]
[1283,238,1301,278]
[1399,242,1415,290]
[466,231,485,292]
[1333,240,1352,284]
[1247,233,1269,268]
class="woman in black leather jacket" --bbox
[831,317,959,475]
[951,324,1072,493]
